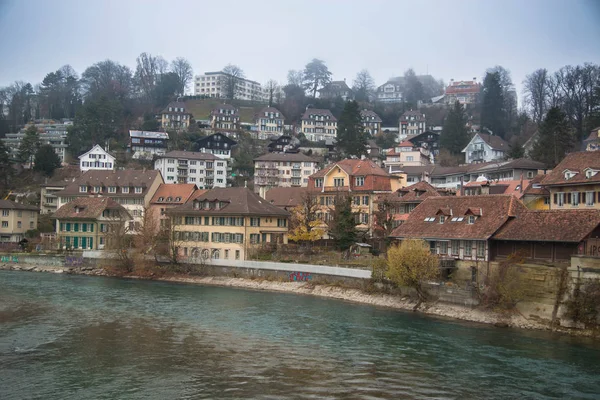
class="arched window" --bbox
[201,249,210,260]
[191,248,201,259]
[211,249,220,259]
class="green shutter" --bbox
[89,237,93,249]
[73,237,79,248]
[66,223,71,231]
[74,223,79,232]
[82,223,87,232]
[81,237,87,249]
[90,224,94,232]
[60,223,64,231]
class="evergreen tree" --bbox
[480,72,506,138]
[440,101,469,155]
[33,144,62,176]
[0,140,13,190]
[303,59,332,98]
[336,100,367,157]
[18,125,40,165]
[530,107,574,168]
[328,195,357,252]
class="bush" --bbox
[480,253,528,310]
[565,280,600,327]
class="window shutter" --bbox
[582,192,586,204]
[567,193,571,204]
[553,193,557,204]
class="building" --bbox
[253,153,320,198]
[195,133,237,160]
[378,181,446,229]
[521,174,550,210]
[265,187,307,211]
[78,145,115,172]
[210,104,240,131]
[54,170,163,231]
[399,110,427,140]
[154,151,228,188]
[444,79,481,105]
[194,71,264,101]
[390,195,527,262]
[40,180,68,214]
[167,187,290,261]
[319,80,353,100]
[159,101,193,131]
[407,131,440,161]
[149,183,199,231]
[384,140,432,171]
[584,127,600,152]
[361,110,382,136]
[301,108,337,142]
[267,135,295,153]
[54,197,132,250]
[461,178,530,199]
[308,159,393,236]
[254,107,285,140]
[129,130,169,160]
[540,151,600,210]
[2,126,68,164]
[376,77,404,103]
[462,133,508,164]
[366,140,382,165]
[0,200,38,243]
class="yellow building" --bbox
[168,187,290,260]
[160,102,193,131]
[0,200,38,243]
[521,175,550,210]
[53,197,132,250]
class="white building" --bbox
[300,108,337,142]
[254,106,285,140]
[399,110,426,141]
[194,71,265,101]
[1,125,68,164]
[154,151,228,189]
[78,145,115,172]
[253,153,320,198]
[462,133,508,164]
[129,130,169,160]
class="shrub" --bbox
[565,280,600,328]
[480,253,528,310]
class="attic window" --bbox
[203,201,210,210]
[424,217,436,222]
[158,197,164,202]
[75,207,81,214]
[564,170,577,180]
[167,197,173,202]
[175,197,181,202]
[467,215,476,224]
[585,169,598,179]
[439,216,446,224]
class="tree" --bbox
[352,69,375,103]
[288,191,324,243]
[480,71,507,138]
[33,144,61,176]
[221,64,245,100]
[336,100,367,157]
[530,107,574,168]
[523,68,550,124]
[440,101,469,155]
[0,140,13,190]
[403,69,424,105]
[327,194,357,252]
[154,72,180,108]
[373,130,397,149]
[135,52,168,102]
[303,59,332,98]
[281,84,306,124]
[287,70,304,87]
[372,197,395,249]
[264,79,282,107]
[81,60,133,101]
[18,125,40,165]
[437,148,462,167]
[386,239,440,307]
[170,57,193,96]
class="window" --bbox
[94,186,101,193]
[467,215,475,224]
[1,210,8,217]
[250,218,260,227]
[1,221,7,228]
[451,241,459,256]
[406,156,414,162]
[17,221,21,228]
[439,215,445,224]
[571,192,580,206]
[554,192,565,206]
[355,176,365,186]
[277,218,287,227]
[108,186,116,193]
[476,241,486,258]
[30,221,34,229]
[360,213,369,224]
[122,187,129,194]
[235,250,240,260]
[439,241,448,255]
[79,185,87,193]
[463,240,472,257]
[315,178,323,188]
[586,191,595,206]
[250,234,260,244]
[135,187,143,194]
[334,178,345,187]
[362,196,369,206]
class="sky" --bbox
[1,0,599,105]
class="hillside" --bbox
[184,98,268,123]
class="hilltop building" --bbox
[79,145,115,172]
[128,130,169,160]
[253,153,320,198]
[194,71,264,101]
[301,108,337,142]
[154,151,227,188]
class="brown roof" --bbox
[150,184,198,205]
[161,101,191,115]
[0,200,38,211]
[382,181,442,204]
[186,189,209,203]
[540,151,600,186]
[301,108,337,122]
[476,133,508,151]
[265,187,307,209]
[585,128,599,141]
[53,197,131,220]
[311,159,389,179]
[390,195,527,240]
[400,110,426,121]
[211,104,239,117]
[493,210,600,243]
[255,107,285,122]
[159,151,219,161]
[254,153,318,162]
[361,110,382,123]
[168,187,289,216]
[55,170,162,197]
[461,179,531,199]
[522,174,550,196]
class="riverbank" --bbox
[0,262,590,336]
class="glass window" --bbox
[451,241,459,255]
[477,241,486,258]
[439,241,448,255]
[463,240,472,257]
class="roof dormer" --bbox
[584,168,599,179]
[465,207,482,216]
[564,169,578,180]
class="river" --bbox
[1,270,599,399]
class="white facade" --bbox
[301,109,337,142]
[78,145,115,172]
[462,134,506,164]
[2,131,68,164]
[194,71,265,101]
[253,154,320,198]
[154,151,228,189]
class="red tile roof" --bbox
[540,151,600,186]
[150,184,198,205]
[53,197,130,220]
[309,159,391,192]
[265,187,307,209]
[381,181,442,204]
[461,179,531,199]
[301,108,337,122]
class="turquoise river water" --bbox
[1,270,599,399]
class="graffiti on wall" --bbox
[65,256,84,267]
[0,255,18,263]
[289,272,312,281]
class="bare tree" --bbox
[220,64,245,100]
[523,68,549,124]
[81,60,133,100]
[352,69,376,102]
[264,79,282,106]
[287,70,304,87]
[171,57,193,96]
[135,53,167,101]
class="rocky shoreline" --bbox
[0,262,589,336]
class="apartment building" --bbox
[159,101,193,131]
[167,187,290,261]
[0,200,38,243]
[154,151,228,188]
[399,110,426,140]
[129,130,169,160]
[79,144,115,172]
[384,140,432,171]
[40,180,68,214]
[2,128,68,163]
[301,108,337,142]
[254,107,285,140]
[54,197,132,250]
[253,153,320,198]
[361,110,382,136]
[210,104,240,131]
[194,71,264,101]
[445,79,481,105]
[196,133,237,160]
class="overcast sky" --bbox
[1,0,599,103]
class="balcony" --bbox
[292,164,301,170]
[178,169,188,176]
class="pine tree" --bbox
[337,100,367,157]
[480,72,506,138]
[440,101,469,155]
[18,125,40,166]
[530,107,574,168]
[328,195,358,252]
[0,140,13,190]
[33,144,61,176]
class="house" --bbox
[149,183,200,231]
[521,174,550,210]
[540,151,600,210]
[407,131,440,161]
[399,110,427,140]
[301,108,337,142]
[462,133,508,164]
[584,127,600,152]
[0,200,38,243]
[444,79,481,105]
[167,187,290,261]
[319,80,353,100]
[265,187,308,211]
[384,140,432,171]
[376,78,404,103]
[361,110,382,136]
[308,159,393,237]
[461,178,530,199]
[40,180,69,214]
[54,197,132,250]
[159,101,193,131]
[195,133,237,160]
[194,71,265,101]
[54,170,163,231]
[154,151,228,188]
[396,165,436,185]
[210,104,240,131]
[366,139,382,165]
[267,135,295,153]
[253,153,320,198]
[78,145,115,172]
[254,107,285,140]
[129,130,169,160]
[378,181,446,229]
[491,210,600,263]
[390,195,527,262]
